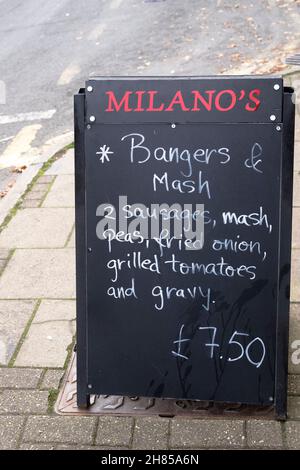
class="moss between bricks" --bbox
[0,142,74,234]
[0,248,15,277]
[64,142,74,151]
[37,176,56,208]
[63,336,75,370]
[8,299,42,367]
[48,388,59,413]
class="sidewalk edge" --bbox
[0,134,73,227]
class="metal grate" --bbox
[55,352,275,419]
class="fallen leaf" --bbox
[12,165,27,173]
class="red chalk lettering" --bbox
[215,89,237,112]
[165,91,190,112]
[245,89,261,111]
[105,91,133,112]
[191,90,215,111]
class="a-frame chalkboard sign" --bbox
[74,77,295,419]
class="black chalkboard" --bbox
[74,77,295,419]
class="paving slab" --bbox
[294,171,300,207]
[0,249,11,260]
[246,420,283,448]
[0,415,25,450]
[295,119,300,143]
[15,300,76,368]
[0,368,42,388]
[170,419,245,449]
[23,416,96,444]
[21,199,41,208]
[40,369,64,390]
[291,250,300,302]
[0,260,7,272]
[96,416,133,447]
[289,303,300,374]
[0,208,74,248]
[42,175,74,208]
[20,443,56,450]
[0,300,36,365]
[57,445,128,450]
[0,249,75,299]
[288,375,300,395]
[285,421,300,449]
[132,417,169,450]
[67,228,75,248]
[294,142,300,172]
[45,150,74,176]
[23,190,46,201]
[38,175,55,184]
[288,396,300,419]
[292,208,300,249]
[33,183,50,192]
[0,390,49,414]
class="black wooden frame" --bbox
[275,88,295,419]
[74,89,90,408]
[74,78,295,418]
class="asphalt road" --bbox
[0,0,299,192]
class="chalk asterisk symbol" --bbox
[96,144,114,163]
